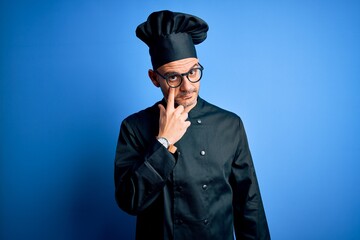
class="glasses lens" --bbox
[166,74,182,88]
[188,68,202,82]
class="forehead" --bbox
[157,57,198,73]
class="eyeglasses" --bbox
[155,63,204,88]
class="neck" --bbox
[183,99,197,112]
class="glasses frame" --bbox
[155,63,204,88]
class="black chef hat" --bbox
[136,10,209,70]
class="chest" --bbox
[173,116,238,187]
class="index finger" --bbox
[166,87,175,111]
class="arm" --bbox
[231,118,270,240]
[114,119,176,215]
[114,88,190,215]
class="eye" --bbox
[190,68,200,76]
[167,74,180,82]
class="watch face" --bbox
[158,137,169,148]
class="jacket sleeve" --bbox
[114,119,176,215]
[231,118,270,240]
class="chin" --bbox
[176,92,198,108]
[179,99,197,108]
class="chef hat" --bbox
[136,10,209,70]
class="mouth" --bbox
[181,94,192,100]
[179,91,195,100]
[175,91,197,108]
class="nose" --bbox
[180,77,194,91]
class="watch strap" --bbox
[156,136,177,153]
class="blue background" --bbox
[1,0,360,239]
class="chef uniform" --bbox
[114,10,270,240]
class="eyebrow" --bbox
[163,63,199,75]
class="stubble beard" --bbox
[176,89,198,109]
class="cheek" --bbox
[190,82,200,93]
[159,84,170,97]
[194,82,200,90]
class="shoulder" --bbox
[199,97,242,123]
[122,101,160,128]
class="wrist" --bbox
[156,136,177,154]
[156,136,170,148]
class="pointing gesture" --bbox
[158,87,191,146]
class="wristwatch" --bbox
[157,137,170,149]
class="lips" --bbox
[179,91,195,99]
[180,94,192,100]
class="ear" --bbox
[148,69,160,87]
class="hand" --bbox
[158,88,191,145]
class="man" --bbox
[114,10,270,240]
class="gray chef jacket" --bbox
[114,97,270,240]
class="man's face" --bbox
[150,57,201,111]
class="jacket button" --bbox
[203,219,209,225]
[202,184,208,190]
[200,150,206,156]
[197,119,202,124]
